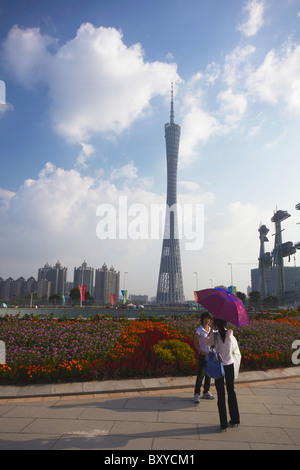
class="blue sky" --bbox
[0,0,300,299]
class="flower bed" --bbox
[0,313,299,385]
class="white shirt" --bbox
[195,325,211,355]
[204,329,234,366]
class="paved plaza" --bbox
[0,367,300,450]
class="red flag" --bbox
[81,285,86,301]
[79,285,86,301]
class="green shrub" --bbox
[153,339,196,366]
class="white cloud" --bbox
[3,23,180,143]
[246,42,300,112]
[0,160,218,293]
[237,0,265,37]
[217,88,248,125]
[178,73,224,166]
[179,181,200,192]
[0,187,16,212]
[2,25,55,88]
[110,160,138,181]
[264,130,287,150]
[75,143,95,169]
[223,45,256,88]
[180,108,222,165]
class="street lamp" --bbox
[194,272,198,291]
[124,272,128,290]
[123,272,128,306]
[80,261,85,308]
[228,263,233,287]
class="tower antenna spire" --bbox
[170,82,174,124]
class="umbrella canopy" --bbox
[194,288,250,327]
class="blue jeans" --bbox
[194,353,211,395]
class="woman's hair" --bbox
[213,319,227,343]
[200,312,212,325]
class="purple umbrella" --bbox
[194,288,250,327]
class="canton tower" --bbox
[156,85,184,305]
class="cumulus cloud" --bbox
[2,25,55,88]
[0,159,216,290]
[0,187,16,212]
[217,88,248,125]
[178,72,224,166]
[110,160,138,181]
[75,143,95,169]
[223,45,256,88]
[2,23,180,143]
[237,0,265,37]
[180,107,222,166]
[246,42,300,113]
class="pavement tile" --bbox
[52,434,154,450]
[109,420,200,440]
[1,368,300,450]
[241,412,300,429]
[152,437,251,450]
[2,404,86,419]
[283,427,300,446]
[265,404,300,416]
[79,407,159,422]
[0,417,34,433]
[198,425,293,445]
[0,433,59,450]
[20,417,114,436]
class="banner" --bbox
[228,286,237,295]
[121,290,128,304]
[62,295,65,306]
[110,293,116,306]
[79,285,86,301]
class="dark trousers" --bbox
[194,353,211,395]
[215,363,240,429]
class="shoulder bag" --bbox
[205,332,225,379]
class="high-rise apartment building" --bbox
[38,261,67,297]
[73,261,94,295]
[156,85,184,305]
[94,263,120,305]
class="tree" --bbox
[236,291,246,304]
[263,295,279,309]
[248,290,261,308]
[69,287,80,305]
[49,294,61,306]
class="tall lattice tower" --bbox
[271,209,296,302]
[156,85,184,305]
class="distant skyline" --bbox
[0,0,300,298]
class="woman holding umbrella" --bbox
[204,319,240,431]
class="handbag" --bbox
[232,335,241,379]
[205,332,225,379]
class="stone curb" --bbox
[0,366,299,400]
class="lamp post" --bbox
[80,261,85,308]
[228,263,233,288]
[123,272,128,305]
[124,272,128,290]
[194,272,198,292]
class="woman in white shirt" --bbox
[193,312,215,403]
[205,319,240,431]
